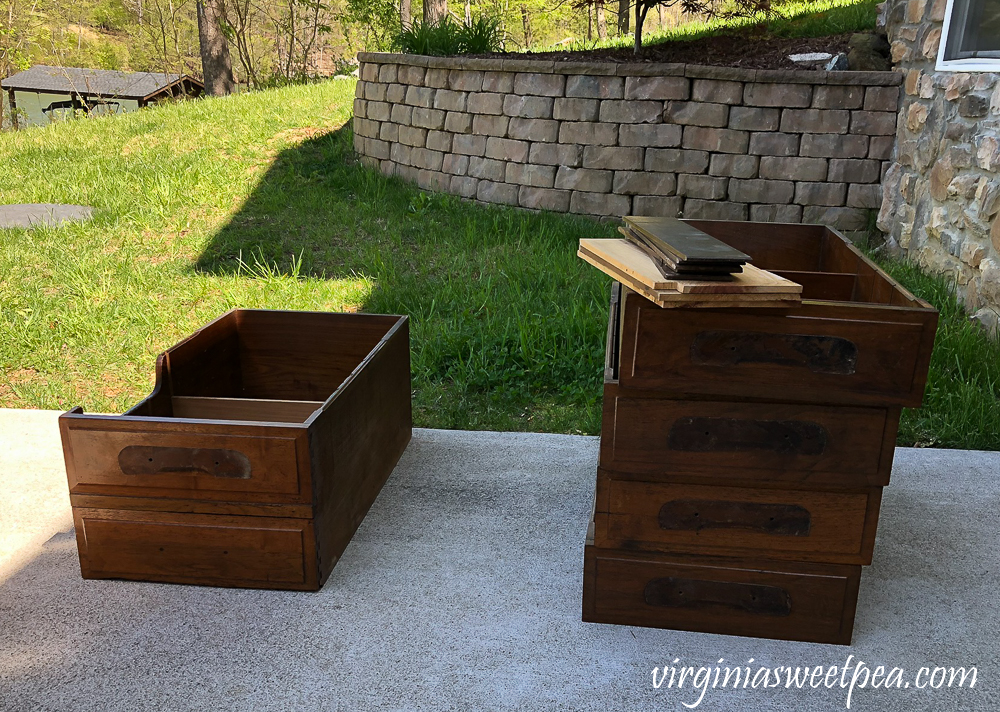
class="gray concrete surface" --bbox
[0,408,997,712]
[0,204,92,229]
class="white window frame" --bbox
[936,0,1000,72]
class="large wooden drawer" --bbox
[73,508,318,590]
[60,309,413,590]
[583,544,861,645]
[600,391,896,487]
[615,286,937,408]
[593,474,882,565]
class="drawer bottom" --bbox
[73,508,318,591]
[583,544,861,645]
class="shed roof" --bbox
[1,66,202,100]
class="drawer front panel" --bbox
[596,479,880,564]
[619,299,929,406]
[583,547,860,644]
[74,508,316,590]
[607,397,888,482]
[63,425,308,503]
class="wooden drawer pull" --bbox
[119,446,251,479]
[658,499,811,536]
[690,330,858,375]
[644,576,792,616]
[668,416,827,455]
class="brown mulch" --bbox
[472,28,854,70]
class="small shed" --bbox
[1,66,204,128]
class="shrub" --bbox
[396,15,505,56]
[457,15,506,54]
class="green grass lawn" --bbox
[870,255,1000,451]
[0,80,615,433]
[544,0,880,53]
[1,79,998,448]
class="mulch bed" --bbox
[473,28,854,70]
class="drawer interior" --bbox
[685,219,925,307]
[169,396,322,423]
[127,310,405,419]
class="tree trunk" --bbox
[617,0,629,34]
[284,0,296,79]
[596,0,607,40]
[587,2,592,41]
[464,0,471,24]
[400,0,410,28]
[520,4,532,47]
[423,0,447,24]
[633,1,648,52]
[197,0,235,95]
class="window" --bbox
[937,0,1000,71]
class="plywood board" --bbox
[577,249,801,309]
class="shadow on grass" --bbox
[194,123,617,434]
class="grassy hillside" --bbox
[0,80,615,433]
[545,0,880,53]
[1,79,998,447]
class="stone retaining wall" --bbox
[879,0,1000,322]
[353,52,901,230]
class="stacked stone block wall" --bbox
[880,0,1000,319]
[354,52,900,231]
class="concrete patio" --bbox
[1,407,996,711]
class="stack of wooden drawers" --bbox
[582,221,938,644]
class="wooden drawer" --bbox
[62,420,311,503]
[73,508,318,590]
[600,391,896,487]
[593,474,882,564]
[60,309,413,590]
[583,545,861,644]
[615,287,937,408]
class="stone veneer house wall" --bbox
[879,0,1000,320]
[353,53,901,232]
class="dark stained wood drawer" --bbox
[73,508,318,590]
[593,475,882,565]
[583,545,861,644]
[60,309,413,590]
[62,420,311,503]
[615,287,937,408]
[601,392,896,487]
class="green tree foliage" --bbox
[1,0,47,78]
[478,0,588,50]
[1,0,731,93]
[340,0,401,52]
